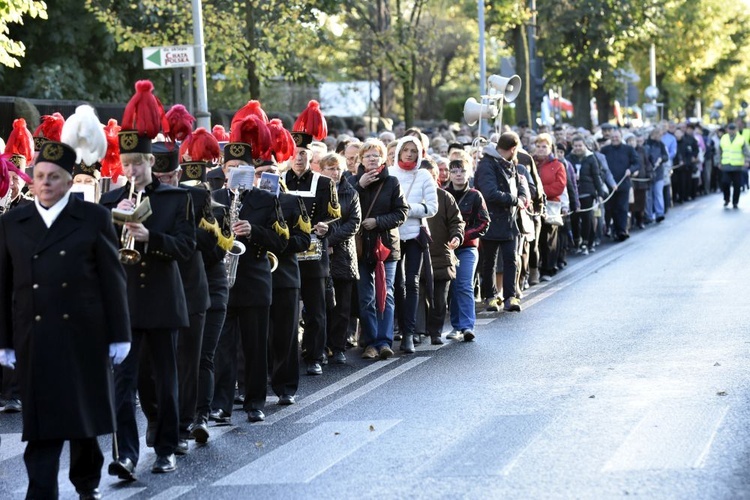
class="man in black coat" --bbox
[601,129,640,241]
[210,142,289,423]
[100,130,196,479]
[284,133,341,375]
[0,141,131,499]
[475,132,529,312]
[255,161,312,405]
[137,146,213,455]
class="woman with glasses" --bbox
[389,136,439,353]
[445,157,489,341]
[353,139,409,360]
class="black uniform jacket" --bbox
[0,196,131,441]
[284,169,341,279]
[100,177,195,329]
[179,185,211,314]
[273,192,312,290]
[213,187,288,307]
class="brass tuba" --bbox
[267,251,278,272]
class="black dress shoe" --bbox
[332,351,346,364]
[108,458,136,481]
[430,336,444,345]
[77,487,102,500]
[175,438,189,455]
[151,454,176,473]
[234,393,245,405]
[278,394,296,406]
[190,419,209,444]
[209,409,231,424]
[307,362,323,376]
[2,398,21,413]
[247,409,265,422]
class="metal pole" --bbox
[192,0,210,129]
[528,0,537,129]
[478,0,487,137]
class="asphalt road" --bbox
[2,191,750,499]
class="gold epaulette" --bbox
[199,217,219,237]
[217,232,235,252]
[327,201,341,219]
[273,220,290,240]
[295,213,312,234]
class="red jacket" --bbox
[538,156,567,201]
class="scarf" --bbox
[398,160,418,171]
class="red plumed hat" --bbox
[121,80,169,139]
[165,104,195,142]
[231,100,269,130]
[100,119,123,182]
[0,153,32,197]
[212,124,230,142]
[293,100,327,143]
[230,115,271,161]
[180,128,220,163]
[267,119,295,162]
[5,118,34,163]
[33,112,65,150]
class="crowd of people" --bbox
[0,80,748,498]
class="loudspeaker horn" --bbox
[463,98,497,126]
[487,74,522,102]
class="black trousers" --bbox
[213,306,269,412]
[327,279,354,353]
[24,438,103,499]
[426,278,450,337]
[2,364,20,400]
[722,170,743,206]
[212,315,238,415]
[195,303,227,421]
[606,189,630,237]
[480,239,518,301]
[300,276,327,363]
[270,288,300,397]
[114,328,179,462]
[539,222,559,275]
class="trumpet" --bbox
[119,178,142,265]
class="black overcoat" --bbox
[0,196,131,441]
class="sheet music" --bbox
[227,166,255,191]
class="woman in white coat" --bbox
[389,135,438,353]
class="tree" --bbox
[0,0,135,101]
[0,0,47,68]
[536,0,660,128]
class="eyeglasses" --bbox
[363,154,381,160]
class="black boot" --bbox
[400,334,415,354]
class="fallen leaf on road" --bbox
[717,391,728,396]
[334,432,340,435]
[714,362,721,366]
[369,425,375,431]
[589,395,596,398]
[255,442,264,448]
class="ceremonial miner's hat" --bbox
[180,128,220,184]
[37,141,78,175]
[33,113,65,151]
[5,118,34,170]
[61,104,107,179]
[119,80,169,155]
[292,100,327,150]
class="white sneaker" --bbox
[446,329,461,340]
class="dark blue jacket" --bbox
[474,147,528,242]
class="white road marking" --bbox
[258,358,397,425]
[212,420,400,485]
[146,485,196,499]
[296,358,429,424]
[0,433,25,462]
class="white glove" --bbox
[0,349,16,370]
[109,342,131,365]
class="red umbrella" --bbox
[372,235,391,313]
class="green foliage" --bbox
[0,0,47,67]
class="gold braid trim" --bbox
[327,201,341,219]
[273,220,290,240]
[295,213,312,234]
[199,217,219,237]
[216,232,235,252]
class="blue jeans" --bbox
[651,179,665,218]
[358,260,397,349]
[450,247,478,331]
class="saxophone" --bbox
[224,185,247,288]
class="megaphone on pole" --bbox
[487,74,522,102]
[463,97,498,126]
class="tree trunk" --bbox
[246,5,260,99]
[513,25,531,127]
[571,79,592,129]
[594,86,611,126]
[403,78,414,128]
